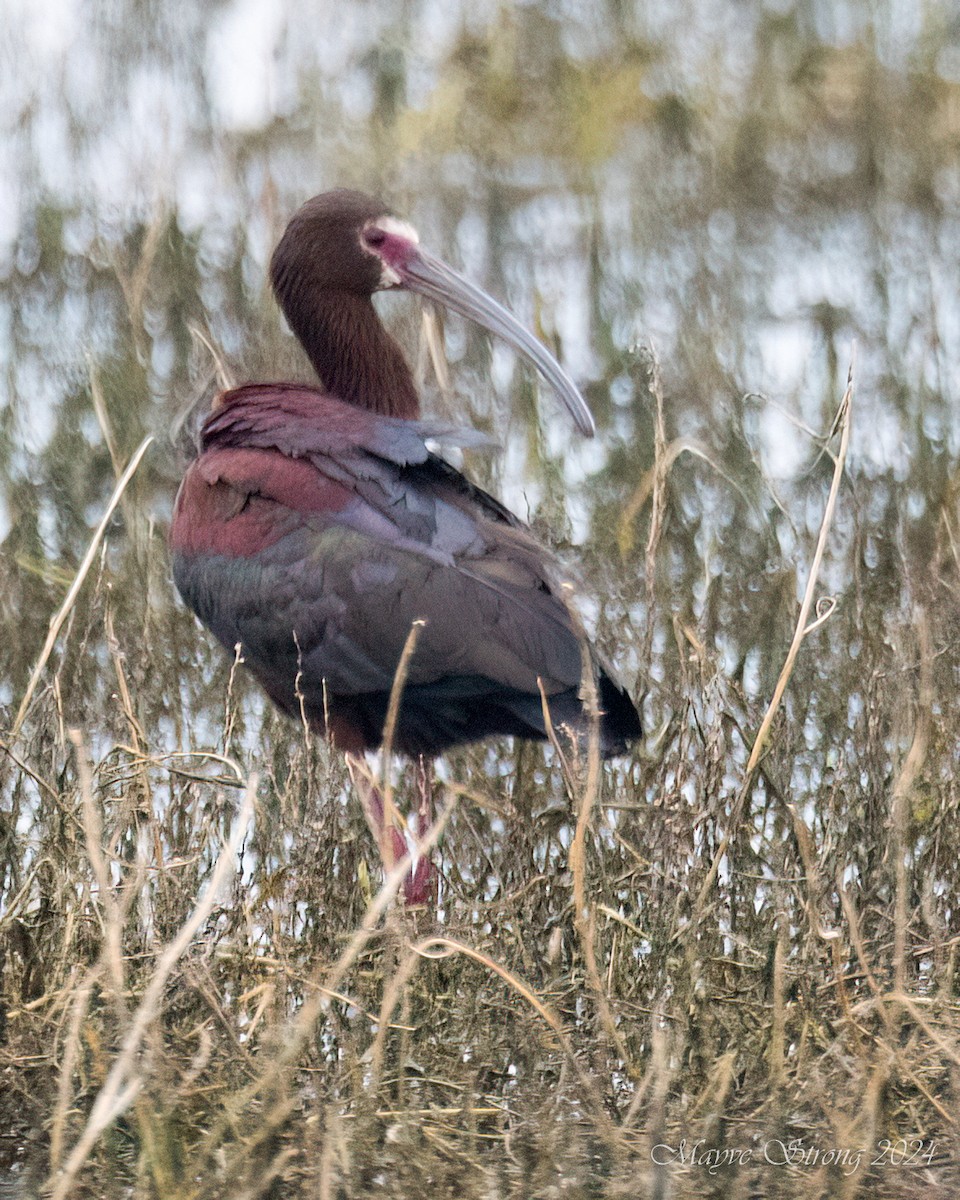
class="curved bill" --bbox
[399,246,596,438]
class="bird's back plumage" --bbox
[171,383,640,757]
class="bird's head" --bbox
[270,188,596,437]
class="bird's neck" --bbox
[282,290,420,419]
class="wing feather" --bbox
[173,384,593,723]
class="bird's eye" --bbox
[364,228,387,249]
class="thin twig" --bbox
[746,359,854,772]
[379,619,425,867]
[688,357,854,924]
[11,435,154,740]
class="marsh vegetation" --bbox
[2,1,959,1195]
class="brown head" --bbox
[271,189,400,299]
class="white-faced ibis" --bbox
[171,189,641,900]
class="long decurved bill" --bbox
[399,247,596,438]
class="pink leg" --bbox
[404,756,437,907]
[348,756,436,907]
[361,782,411,872]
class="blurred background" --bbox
[2,0,959,1196]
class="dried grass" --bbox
[2,336,959,1199]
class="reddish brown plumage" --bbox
[174,450,352,557]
